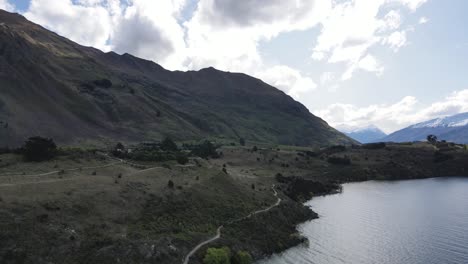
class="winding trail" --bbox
[182,185,281,264]
[0,156,196,187]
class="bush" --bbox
[362,142,386,149]
[191,140,220,159]
[160,137,178,151]
[203,247,231,264]
[23,137,57,161]
[231,251,253,264]
[176,154,189,165]
[112,142,126,157]
[239,138,246,146]
[322,145,346,154]
[327,156,351,165]
[434,151,453,163]
[168,180,174,189]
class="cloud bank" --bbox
[314,89,468,133]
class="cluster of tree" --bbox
[185,140,220,159]
[111,138,221,163]
[111,138,189,164]
[12,137,58,162]
[203,247,252,264]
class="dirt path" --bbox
[0,161,122,178]
[182,185,281,264]
[0,157,196,187]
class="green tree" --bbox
[191,140,220,159]
[160,137,178,151]
[23,136,57,161]
[203,247,231,264]
[427,134,438,144]
[232,251,253,264]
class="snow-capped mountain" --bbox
[337,125,387,143]
[382,112,468,143]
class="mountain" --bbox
[0,10,354,147]
[382,112,468,144]
[337,125,387,143]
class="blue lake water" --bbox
[260,177,468,264]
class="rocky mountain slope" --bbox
[382,112,468,143]
[0,10,353,147]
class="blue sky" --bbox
[1,0,468,133]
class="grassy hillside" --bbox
[0,10,353,147]
[0,141,467,263]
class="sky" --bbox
[1,0,468,134]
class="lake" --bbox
[259,177,468,264]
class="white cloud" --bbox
[0,0,14,11]
[311,0,426,80]
[18,0,428,100]
[24,0,114,51]
[392,0,428,12]
[111,0,187,70]
[383,30,408,52]
[23,0,187,69]
[256,66,317,99]
[419,16,429,24]
[183,0,331,73]
[314,89,468,133]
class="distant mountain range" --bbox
[0,10,354,147]
[382,112,468,144]
[337,125,387,144]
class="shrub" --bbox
[434,151,453,163]
[23,137,57,162]
[203,247,231,264]
[305,150,318,157]
[252,146,258,152]
[176,154,189,165]
[322,145,346,154]
[112,142,126,157]
[231,251,253,264]
[160,137,178,151]
[168,180,174,189]
[362,142,386,149]
[239,138,246,146]
[327,156,351,165]
[191,140,220,159]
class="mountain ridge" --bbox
[337,124,387,143]
[382,112,468,143]
[0,10,354,147]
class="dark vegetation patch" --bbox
[93,79,112,88]
[276,175,341,202]
[218,201,317,261]
[361,142,386,149]
[327,156,351,165]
